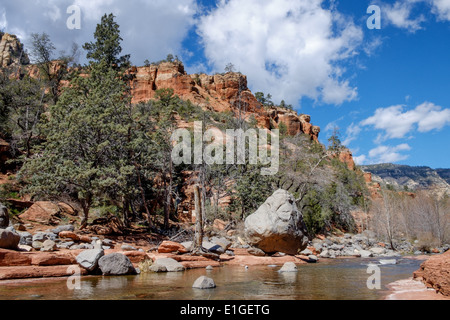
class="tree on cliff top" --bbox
[83,13,130,70]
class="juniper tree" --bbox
[21,14,134,229]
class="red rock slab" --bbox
[157,241,188,254]
[0,249,32,267]
[224,255,307,267]
[181,260,221,269]
[58,231,80,241]
[30,252,76,266]
[0,265,88,280]
[230,248,252,256]
[414,250,450,297]
[121,251,149,263]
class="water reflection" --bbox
[0,258,424,300]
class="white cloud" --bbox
[353,154,367,165]
[0,9,7,30]
[197,0,363,106]
[0,0,197,65]
[342,122,362,146]
[357,144,411,165]
[361,102,450,141]
[383,0,426,32]
[430,0,450,21]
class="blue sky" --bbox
[1,0,449,168]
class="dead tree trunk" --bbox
[193,185,204,252]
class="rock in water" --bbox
[244,189,308,255]
[76,249,104,272]
[0,229,20,249]
[150,258,185,272]
[0,204,9,229]
[98,253,136,276]
[278,262,298,273]
[192,276,216,289]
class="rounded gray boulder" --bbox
[244,189,308,255]
[76,249,104,272]
[192,276,216,289]
[0,204,9,229]
[98,253,136,276]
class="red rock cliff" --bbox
[129,61,320,141]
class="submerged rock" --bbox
[278,262,298,273]
[192,276,216,289]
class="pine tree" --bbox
[21,14,134,229]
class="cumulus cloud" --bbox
[430,0,450,21]
[360,102,450,141]
[0,0,197,65]
[383,0,426,32]
[197,0,363,106]
[356,144,411,165]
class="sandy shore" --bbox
[385,278,450,300]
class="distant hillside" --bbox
[360,163,450,196]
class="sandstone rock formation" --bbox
[0,33,29,68]
[244,189,309,255]
[414,250,450,297]
[19,201,66,225]
[129,62,320,141]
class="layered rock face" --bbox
[414,250,450,297]
[0,33,29,68]
[129,62,320,141]
[244,189,309,255]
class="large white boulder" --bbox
[244,189,308,255]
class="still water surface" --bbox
[0,257,423,300]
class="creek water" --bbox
[0,257,424,300]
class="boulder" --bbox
[18,232,32,246]
[32,241,43,250]
[192,276,216,289]
[357,250,373,258]
[157,241,188,254]
[19,201,62,225]
[0,229,20,249]
[248,247,266,257]
[58,231,80,241]
[370,247,386,255]
[150,258,185,272]
[211,237,232,250]
[98,253,136,276]
[244,189,308,255]
[50,225,75,234]
[278,262,298,273]
[76,249,104,272]
[32,232,56,242]
[0,203,9,229]
[41,240,57,252]
[120,244,137,251]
